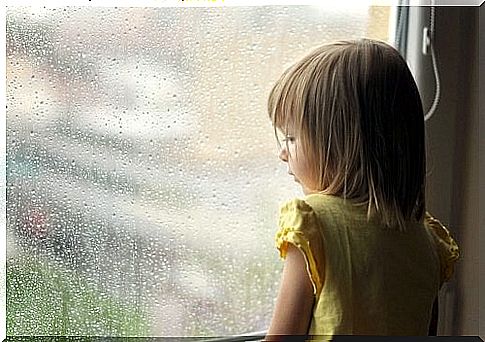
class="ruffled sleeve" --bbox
[424,212,460,285]
[275,198,325,296]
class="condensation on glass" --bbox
[6,5,392,336]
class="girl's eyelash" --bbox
[282,136,295,142]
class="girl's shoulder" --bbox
[276,196,325,295]
[302,193,368,218]
[280,193,343,211]
[279,196,315,214]
[423,213,460,284]
[277,197,319,234]
[277,194,362,235]
[277,194,341,228]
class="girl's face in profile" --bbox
[278,130,319,195]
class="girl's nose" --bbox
[279,145,288,162]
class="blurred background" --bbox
[5,5,392,336]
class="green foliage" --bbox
[7,256,150,337]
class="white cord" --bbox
[395,7,405,49]
[424,5,441,122]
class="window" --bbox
[6,4,394,336]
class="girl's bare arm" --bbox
[266,244,315,339]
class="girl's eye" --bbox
[283,136,295,143]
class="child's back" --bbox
[276,194,458,335]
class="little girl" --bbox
[265,39,459,338]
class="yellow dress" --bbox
[275,194,459,337]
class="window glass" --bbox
[6,5,393,336]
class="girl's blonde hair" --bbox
[268,39,425,230]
